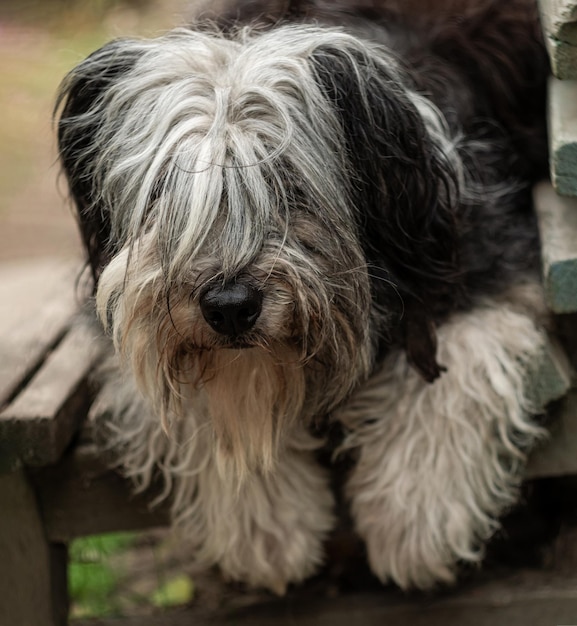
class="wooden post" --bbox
[0,469,67,626]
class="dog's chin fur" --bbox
[58,0,551,593]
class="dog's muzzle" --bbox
[200,282,263,337]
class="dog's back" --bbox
[199,0,549,178]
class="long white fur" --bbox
[335,284,548,589]
[67,25,468,277]
[80,27,359,275]
[95,362,334,594]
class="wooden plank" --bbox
[528,335,573,413]
[0,260,84,408]
[534,181,577,312]
[30,442,170,543]
[548,78,577,196]
[73,570,577,626]
[539,0,577,78]
[527,388,577,477]
[0,321,104,472]
[50,543,69,626]
[524,333,574,478]
[0,470,59,626]
[540,0,577,44]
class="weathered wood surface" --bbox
[0,260,80,407]
[534,181,577,312]
[0,470,61,626]
[0,321,104,473]
[527,388,577,477]
[0,260,105,472]
[529,334,573,412]
[539,0,577,78]
[548,78,577,196]
[74,570,577,626]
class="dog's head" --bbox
[57,25,460,475]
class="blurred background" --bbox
[0,0,190,266]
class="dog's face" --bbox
[57,25,459,475]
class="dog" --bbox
[56,0,551,594]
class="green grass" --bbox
[68,532,195,619]
[69,533,136,618]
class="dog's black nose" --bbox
[200,283,263,337]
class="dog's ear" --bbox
[56,40,142,284]
[310,44,461,380]
[310,44,460,306]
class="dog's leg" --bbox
[182,426,335,595]
[337,284,548,589]
[94,368,334,594]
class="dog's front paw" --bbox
[187,441,335,594]
[216,481,334,595]
[339,300,547,589]
[351,480,487,589]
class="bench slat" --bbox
[72,571,577,626]
[0,322,103,472]
[0,261,81,408]
[548,78,577,196]
[527,388,577,477]
[539,0,577,79]
[529,334,573,410]
[534,181,577,312]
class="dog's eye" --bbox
[298,239,320,256]
[301,240,320,255]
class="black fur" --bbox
[57,40,143,283]
[309,46,462,379]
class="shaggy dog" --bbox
[57,0,551,593]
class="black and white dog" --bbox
[57,0,551,593]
